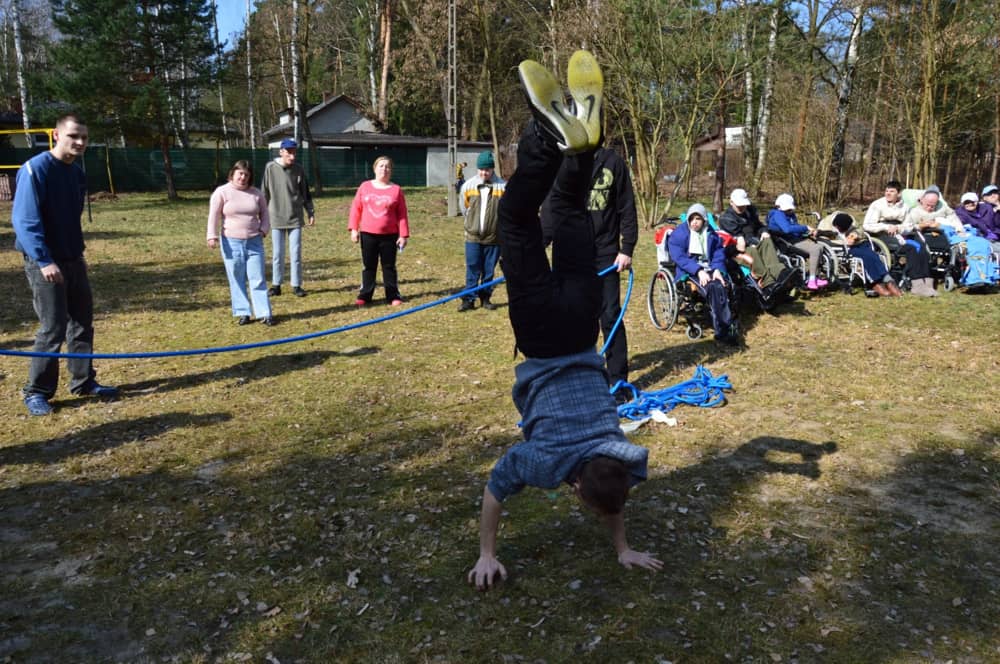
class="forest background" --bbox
[1,0,998,222]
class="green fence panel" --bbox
[0,145,428,194]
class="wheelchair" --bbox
[877,229,958,292]
[815,212,893,292]
[768,214,838,290]
[647,217,741,340]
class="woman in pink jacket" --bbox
[207,160,274,325]
[348,156,410,306]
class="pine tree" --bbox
[46,0,215,199]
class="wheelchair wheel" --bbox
[818,245,838,284]
[870,237,893,270]
[686,323,703,340]
[647,268,679,331]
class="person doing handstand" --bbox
[468,51,662,591]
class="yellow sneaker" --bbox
[517,59,589,154]
[566,50,604,149]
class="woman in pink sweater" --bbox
[348,156,410,305]
[207,160,274,325]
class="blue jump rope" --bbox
[0,264,730,415]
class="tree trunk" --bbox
[300,0,322,194]
[159,135,178,200]
[211,0,230,149]
[11,0,29,130]
[860,57,886,200]
[752,4,779,195]
[291,0,302,143]
[739,0,754,179]
[825,3,863,205]
[377,0,393,125]
[714,99,727,214]
[273,10,293,109]
[246,0,257,150]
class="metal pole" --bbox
[446,0,458,217]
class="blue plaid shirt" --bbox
[487,350,649,502]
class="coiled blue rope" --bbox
[0,265,632,360]
[612,365,732,420]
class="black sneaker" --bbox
[268,285,281,296]
[517,60,589,153]
[481,300,497,311]
[262,317,276,326]
[293,286,306,297]
[458,299,475,312]
[237,315,252,325]
[79,381,120,398]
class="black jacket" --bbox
[718,204,765,244]
[540,147,638,264]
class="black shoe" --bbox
[262,317,276,326]
[79,381,120,398]
[293,286,306,297]
[458,299,475,312]
[237,315,252,325]
[481,300,497,311]
[268,285,281,296]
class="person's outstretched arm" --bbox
[468,486,508,590]
[604,511,664,571]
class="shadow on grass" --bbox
[116,348,378,396]
[0,411,232,466]
[2,428,998,662]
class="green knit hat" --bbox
[476,151,495,169]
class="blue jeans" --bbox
[221,235,271,318]
[463,242,500,303]
[271,226,302,287]
[848,244,888,283]
[22,256,97,397]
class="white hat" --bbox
[960,192,979,204]
[730,188,751,207]
[774,193,795,211]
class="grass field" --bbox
[1,188,999,663]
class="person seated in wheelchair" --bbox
[717,188,796,302]
[823,212,902,297]
[956,192,1000,253]
[666,203,740,346]
[766,193,828,291]
[905,186,963,296]
[862,179,936,296]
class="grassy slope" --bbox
[1,190,998,663]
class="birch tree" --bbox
[11,0,28,129]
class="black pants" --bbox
[23,255,97,397]
[596,264,628,384]
[499,124,600,358]
[358,232,400,302]
[879,233,930,279]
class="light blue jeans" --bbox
[271,227,302,287]
[221,235,271,318]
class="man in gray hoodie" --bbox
[262,138,315,297]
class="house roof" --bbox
[262,94,492,149]
[283,133,492,149]
[263,94,382,138]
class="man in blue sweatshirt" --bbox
[468,52,661,591]
[12,114,118,416]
